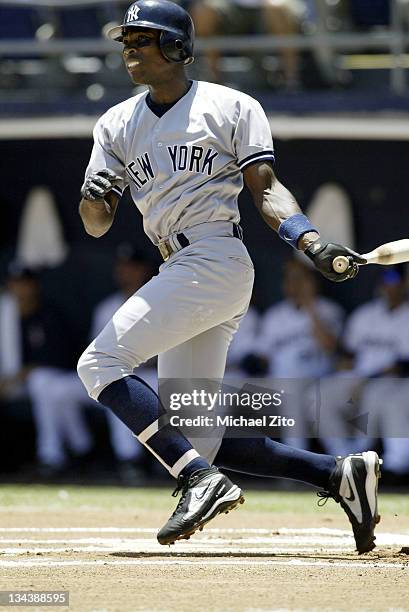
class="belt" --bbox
[158,223,243,262]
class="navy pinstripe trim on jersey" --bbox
[111,186,123,197]
[239,151,275,171]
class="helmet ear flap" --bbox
[159,30,192,63]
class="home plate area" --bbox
[1,526,409,569]
[2,519,409,611]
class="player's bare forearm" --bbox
[244,162,319,249]
[79,193,119,237]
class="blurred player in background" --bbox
[257,258,343,379]
[0,262,92,477]
[318,266,409,476]
[254,258,344,448]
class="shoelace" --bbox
[168,474,189,519]
[317,460,342,507]
[317,489,341,507]
[169,468,212,517]
[316,490,331,507]
[171,474,187,498]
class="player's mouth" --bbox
[126,60,141,70]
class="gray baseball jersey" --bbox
[79,80,273,467]
[84,80,275,243]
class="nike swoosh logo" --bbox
[345,475,355,502]
[194,482,211,501]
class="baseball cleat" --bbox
[157,466,244,545]
[318,451,382,554]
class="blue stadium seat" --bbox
[349,0,390,27]
[56,7,103,39]
[0,7,38,39]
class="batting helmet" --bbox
[106,0,195,65]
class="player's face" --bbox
[122,28,171,84]
[380,279,406,308]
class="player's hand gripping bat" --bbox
[332,239,409,274]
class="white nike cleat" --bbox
[318,451,382,554]
[157,466,244,545]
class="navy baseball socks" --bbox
[216,437,336,487]
[98,376,209,477]
[98,376,244,544]
[99,379,381,551]
[216,439,381,554]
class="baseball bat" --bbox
[332,239,409,274]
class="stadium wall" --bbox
[0,132,408,476]
[1,134,408,313]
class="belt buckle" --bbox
[159,240,172,261]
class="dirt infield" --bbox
[0,487,408,611]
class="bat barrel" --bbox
[363,239,409,265]
[332,239,409,273]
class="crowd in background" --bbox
[188,0,393,90]
[0,0,404,108]
[1,247,408,487]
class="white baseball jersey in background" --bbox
[257,298,344,378]
[343,298,409,376]
[254,297,343,449]
[84,80,274,243]
[319,297,409,464]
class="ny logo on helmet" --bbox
[126,5,141,22]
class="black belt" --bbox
[158,223,243,261]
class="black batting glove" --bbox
[304,240,366,282]
[81,169,121,202]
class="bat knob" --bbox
[332,255,349,274]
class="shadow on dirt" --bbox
[110,550,381,562]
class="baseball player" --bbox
[77,0,381,553]
[254,258,345,449]
[318,267,409,463]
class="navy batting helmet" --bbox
[106,0,194,65]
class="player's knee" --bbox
[77,344,136,400]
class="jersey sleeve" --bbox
[84,115,127,199]
[232,97,275,172]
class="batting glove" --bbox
[81,169,121,202]
[305,240,366,282]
